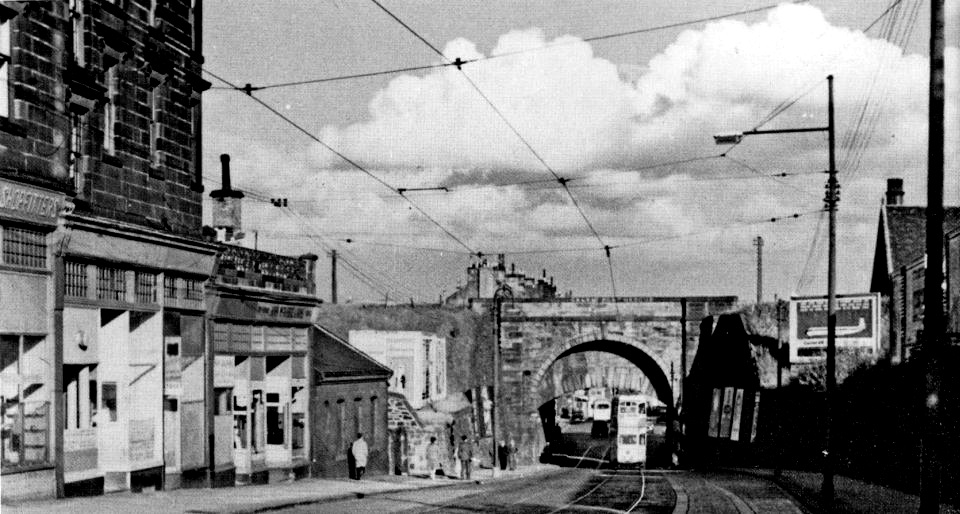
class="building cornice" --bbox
[62,213,219,256]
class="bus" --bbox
[610,395,648,466]
[571,395,589,423]
[590,399,611,438]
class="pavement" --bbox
[730,467,960,514]
[7,465,959,513]
[2,465,559,514]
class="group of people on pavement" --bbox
[423,435,519,480]
[353,431,522,481]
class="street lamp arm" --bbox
[742,126,830,136]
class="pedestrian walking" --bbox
[507,438,518,470]
[351,433,368,480]
[457,435,474,480]
[497,440,508,470]
[426,436,443,479]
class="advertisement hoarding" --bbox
[789,293,880,363]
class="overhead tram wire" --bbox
[722,156,822,200]
[202,171,428,302]
[794,209,828,294]
[277,208,422,302]
[279,208,430,302]
[723,0,912,160]
[209,62,455,92]
[201,67,477,257]
[368,0,618,297]
[840,0,923,181]
[221,1,807,93]
[284,207,434,302]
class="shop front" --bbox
[58,215,217,496]
[206,246,318,485]
[0,178,69,500]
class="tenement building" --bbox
[1,0,213,500]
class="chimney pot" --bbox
[220,154,232,191]
[885,178,904,205]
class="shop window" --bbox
[64,364,97,429]
[96,266,126,301]
[102,382,117,422]
[166,343,179,356]
[135,272,157,304]
[291,413,305,450]
[1,226,47,269]
[233,414,247,449]
[213,388,232,416]
[184,279,203,301]
[251,390,263,452]
[266,405,283,445]
[65,261,88,298]
[213,324,229,352]
[2,335,51,470]
[164,275,178,299]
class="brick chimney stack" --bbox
[885,178,904,205]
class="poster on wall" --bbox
[719,387,735,439]
[708,388,722,438]
[730,389,745,441]
[789,293,880,363]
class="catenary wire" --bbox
[368,0,617,297]
[220,1,807,92]
[202,67,477,256]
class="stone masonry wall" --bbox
[2,0,207,235]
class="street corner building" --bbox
[0,0,210,500]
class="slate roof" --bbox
[312,325,393,381]
[871,206,960,293]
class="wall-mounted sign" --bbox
[0,178,69,225]
[789,293,880,363]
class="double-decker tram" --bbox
[610,395,648,467]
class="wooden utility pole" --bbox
[330,250,338,304]
[822,74,838,504]
[754,236,764,306]
[920,0,945,510]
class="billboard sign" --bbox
[789,293,880,362]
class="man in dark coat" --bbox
[457,435,474,480]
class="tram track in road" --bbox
[418,442,618,513]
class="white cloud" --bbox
[208,3,959,300]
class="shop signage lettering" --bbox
[255,302,311,321]
[0,179,66,223]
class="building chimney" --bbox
[220,154,232,190]
[885,178,904,205]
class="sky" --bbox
[201,0,960,305]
